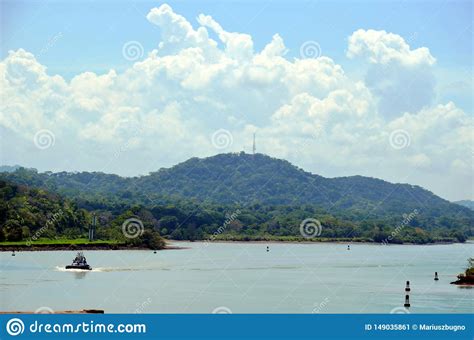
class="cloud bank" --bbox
[0,4,472,200]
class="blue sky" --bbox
[2,1,472,75]
[0,0,472,200]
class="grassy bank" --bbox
[0,238,129,251]
[0,238,121,246]
[0,238,185,251]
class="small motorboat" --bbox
[65,252,92,270]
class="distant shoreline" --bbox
[171,239,466,246]
[0,244,186,252]
[1,239,469,252]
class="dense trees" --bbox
[0,153,472,245]
[0,180,87,241]
[0,181,165,248]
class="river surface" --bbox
[1,242,473,313]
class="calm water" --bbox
[1,242,473,313]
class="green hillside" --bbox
[1,153,472,244]
[0,180,164,249]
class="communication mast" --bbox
[89,213,96,241]
[252,133,256,155]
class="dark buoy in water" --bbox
[153,250,157,254]
[266,246,269,252]
[404,294,410,308]
[434,272,439,281]
[405,281,411,292]
[347,245,350,250]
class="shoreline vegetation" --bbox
[450,258,474,286]
[0,238,184,251]
[1,236,469,252]
[1,155,472,251]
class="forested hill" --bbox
[138,153,456,213]
[454,200,474,211]
[0,180,88,242]
[0,180,165,248]
[2,153,471,223]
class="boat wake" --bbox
[55,266,99,273]
[54,266,169,272]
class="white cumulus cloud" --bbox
[347,29,437,120]
[347,29,436,66]
[0,4,471,201]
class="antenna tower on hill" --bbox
[252,133,256,155]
